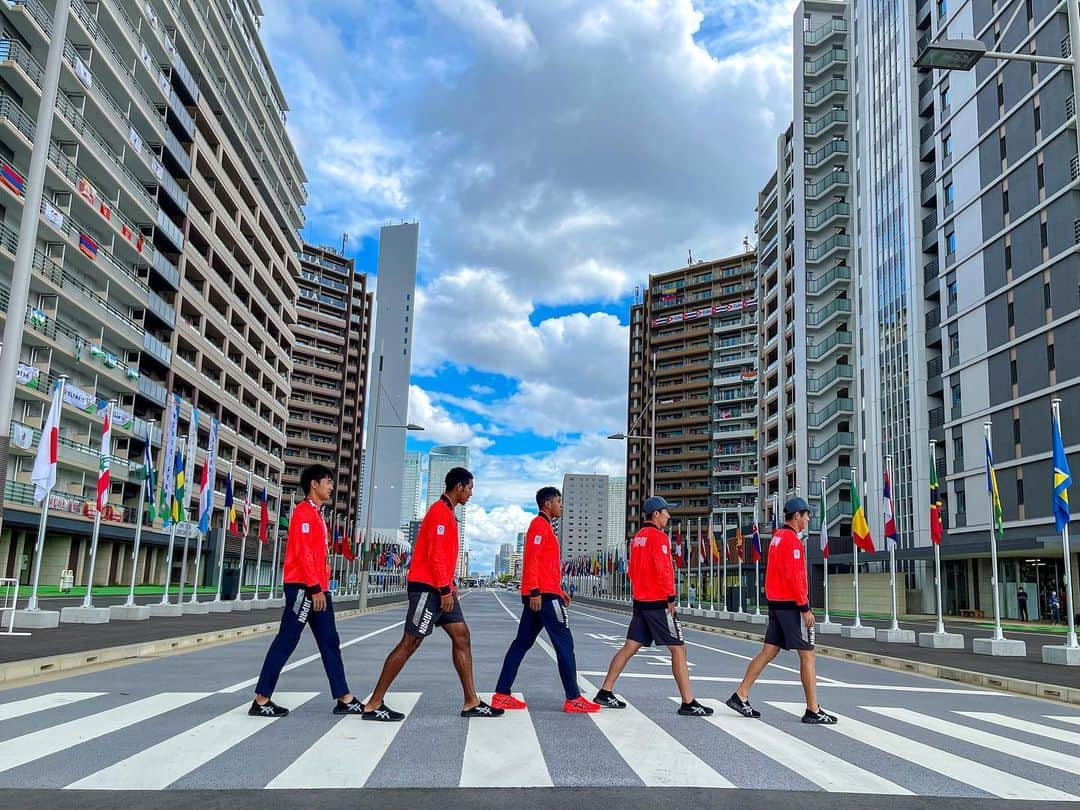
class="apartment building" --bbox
[0,0,303,589]
[559,473,608,560]
[426,444,469,572]
[606,475,626,549]
[282,243,372,535]
[625,252,758,539]
[400,449,422,529]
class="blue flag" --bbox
[1052,411,1072,533]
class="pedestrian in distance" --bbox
[1049,590,1062,625]
[249,464,361,717]
[688,583,697,608]
[361,467,504,721]
[726,496,836,725]
[491,487,600,714]
[593,496,714,717]
[1017,585,1029,622]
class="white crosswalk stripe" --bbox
[461,693,551,787]
[1047,715,1080,728]
[267,693,420,789]
[866,706,1080,776]
[0,693,207,775]
[955,712,1080,747]
[66,693,319,790]
[0,693,105,723]
[687,699,911,795]
[769,702,1075,801]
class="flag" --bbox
[883,469,898,550]
[751,519,761,562]
[96,408,111,511]
[0,162,25,195]
[672,536,684,568]
[985,436,1004,539]
[342,535,356,562]
[735,526,745,563]
[159,396,179,524]
[224,471,237,536]
[198,418,219,534]
[258,486,269,542]
[770,508,777,534]
[170,447,184,523]
[819,490,829,559]
[79,232,99,260]
[850,478,875,552]
[143,436,156,523]
[31,381,64,502]
[698,525,706,564]
[242,476,253,538]
[930,452,943,544]
[710,526,722,563]
[1052,410,1072,533]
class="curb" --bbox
[574,600,1080,706]
[0,598,407,687]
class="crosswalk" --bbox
[0,689,1076,795]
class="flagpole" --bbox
[754,499,761,616]
[851,466,862,629]
[886,455,899,631]
[237,468,251,599]
[984,421,1004,641]
[926,441,943,635]
[822,477,831,625]
[270,493,291,600]
[176,407,200,604]
[721,510,728,613]
[696,516,702,611]
[125,419,155,607]
[212,461,231,603]
[79,399,114,610]
[1052,399,1078,650]
[25,375,66,612]
[737,509,744,616]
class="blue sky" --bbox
[261,0,799,570]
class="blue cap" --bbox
[643,495,676,515]
[784,496,811,515]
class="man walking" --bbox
[492,487,599,714]
[361,467,503,721]
[250,464,360,717]
[1017,585,1029,622]
[593,496,713,717]
[725,497,836,725]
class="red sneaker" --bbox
[563,696,601,714]
[491,693,527,710]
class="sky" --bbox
[260,0,800,572]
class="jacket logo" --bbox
[661,545,668,554]
[533,535,542,544]
[793,549,801,559]
[301,522,310,533]
[437,525,445,535]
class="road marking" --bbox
[460,693,551,787]
[577,671,1006,695]
[769,702,1075,800]
[66,693,318,789]
[685,698,911,795]
[218,618,405,693]
[0,693,105,722]
[866,706,1080,776]
[267,692,420,789]
[955,712,1080,746]
[490,592,730,788]
[0,693,207,774]
[1046,715,1080,728]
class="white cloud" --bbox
[408,385,494,449]
[427,0,538,58]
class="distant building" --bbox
[400,451,423,529]
[606,476,627,550]
[560,474,609,560]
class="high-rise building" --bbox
[283,243,372,535]
[361,223,418,535]
[625,253,759,539]
[515,531,525,554]
[606,476,627,549]
[560,473,608,560]
[400,450,422,529]
[426,444,469,567]
[496,541,513,575]
[0,0,301,589]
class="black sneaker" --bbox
[248,699,288,718]
[724,692,761,718]
[678,699,714,717]
[594,689,627,709]
[333,697,365,715]
[461,700,504,718]
[361,702,405,722]
[802,707,838,725]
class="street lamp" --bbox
[609,354,657,526]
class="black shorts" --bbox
[764,606,815,651]
[404,590,465,637]
[627,606,684,647]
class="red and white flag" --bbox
[32,382,64,502]
[96,408,112,511]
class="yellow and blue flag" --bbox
[985,436,1003,538]
[1052,411,1072,533]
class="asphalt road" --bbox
[0,589,1077,806]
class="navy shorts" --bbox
[405,589,465,637]
[627,606,684,647]
[764,606,815,650]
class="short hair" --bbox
[536,486,561,510]
[785,509,809,520]
[300,464,333,496]
[444,466,473,492]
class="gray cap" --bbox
[784,496,811,515]
[643,495,676,515]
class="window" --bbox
[937,0,947,17]
[953,434,964,463]
[1010,358,1018,385]
[1034,105,1041,132]
[1014,418,1021,445]
[941,86,951,109]
[946,230,956,255]
[1044,282,1052,309]
[996,81,1004,108]
[951,383,962,407]
[1007,301,1015,328]
[947,280,958,306]
[955,487,966,514]
[1037,163,1045,192]
[1040,221,1048,250]
[1017,478,1025,506]
[1002,189,1009,217]
[944,183,954,206]
[999,135,1007,162]
[1048,343,1056,370]
[1005,243,1012,270]
[942,134,952,157]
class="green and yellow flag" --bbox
[850,476,875,553]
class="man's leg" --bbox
[495,608,544,696]
[669,644,693,703]
[363,633,423,711]
[796,649,820,713]
[540,599,580,700]
[307,593,353,702]
[443,621,481,710]
[734,643,781,701]
[599,639,643,692]
[254,585,307,703]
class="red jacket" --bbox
[765,525,809,609]
[520,513,563,597]
[628,523,675,606]
[283,499,330,594]
[407,495,459,595]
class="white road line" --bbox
[956,712,1080,746]
[579,671,1006,695]
[267,693,421,789]
[866,706,1080,776]
[0,693,207,774]
[491,592,731,788]
[0,693,105,722]
[66,693,318,789]
[686,698,911,795]
[769,702,1075,801]
[218,618,405,693]
[1046,715,1080,728]
[460,693,552,787]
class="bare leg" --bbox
[363,633,423,711]
[444,622,480,710]
[600,640,643,692]
[797,649,819,712]
[735,643,781,701]
[668,645,694,703]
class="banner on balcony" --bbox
[651,297,757,327]
[73,55,93,89]
[157,71,170,97]
[0,162,25,196]
[150,156,164,181]
[125,367,140,381]
[144,1,158,29]
[77,177,95,207]
[28,308,47,329]
[15,363,41,388]
[140,43,154,72]
[11,423,33,450]
[42,201,64,230]
[128,127,144,152]
[79,232,99,260]
[64,383,96,413]
[97,400,134,429]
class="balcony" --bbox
[163,128,192,178]
[806,201,850,232]
[809,466,854,496]
[808,397,854,427]
[808,431,855,462]
[807,331,852,361]
[167,89,196,140]
[807,298,852,327]
[804,78,848,107]
[804,17,848,44]
[805,139,849,167]
[807,364,854,394]
[807,264,852,296]
[155,208,184,252]
[806,233,851,262]
[804,48,848,76]
[151,248,180,290]
[805,171,849,199]
[142,331,172,365]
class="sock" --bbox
[596,688,613,698]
